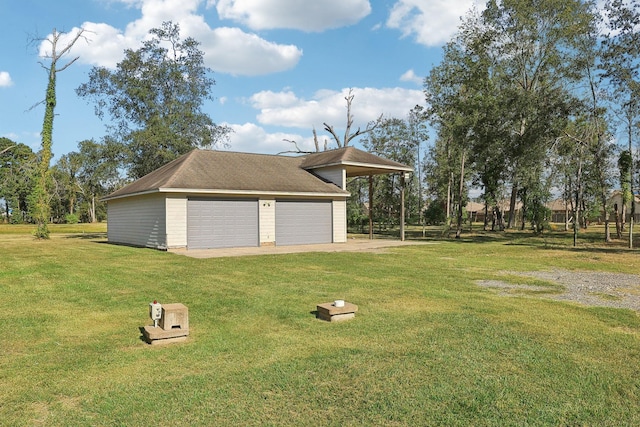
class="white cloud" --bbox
[387,0,485,47]
[226,122,315,153]
[251,87,424,129]
[0,71,14,87]
[199,27,301,76]
[38,0,302,75]
[214,0,371,31]
[400,69,423,85]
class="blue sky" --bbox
[1,0,485,162]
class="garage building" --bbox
[103,147,412,250]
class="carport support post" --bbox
[400,173,405,241]
[369,174,373,240]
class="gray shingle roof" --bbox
[301,146,413,177]
[104,147,412,200]
[104,150,348,200]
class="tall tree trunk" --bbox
[630,196,635,249]
[31,27,84,238]
[90,194,97,223]
[629,127,634,248]
[615,203,622,238]
[368,175,373,240]
[400,173,405,241]
[455,151,466,239]
[574,148,583,247]
[33,65,56,238]
[507,177,518,229]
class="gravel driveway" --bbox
[477,269,640,312]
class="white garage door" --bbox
[275,200,332,246]
[187,198,259,249]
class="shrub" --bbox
[65,213,79,224]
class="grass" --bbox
[1,224,639,425]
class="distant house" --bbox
[547,198,569,224]
[465,199,521,224]
[604,190,640,223]
[102,147,412,250]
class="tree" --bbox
[31,27,86,238]
[322,89,382,148]
[482,0,596,229]
[77,22,229,179]
[601,0,640,247]
[361,116,421,229]
[554,9,614,245]
[424,10,499,238]
[76,139,122,222]
[0,138,36,223]
[51,138,123,223]
[424,0,598,236]
[51,151,82,221]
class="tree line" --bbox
[422,0,640,246]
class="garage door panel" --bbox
[276,200,332,246]
[188,199,258,249]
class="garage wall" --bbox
[259,199,276,245]
[107,194,167,249]
[166,196,187,248]
[332,199,347,243]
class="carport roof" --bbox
[103,147,412,201]
[301,146,413,177]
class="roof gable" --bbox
[300,146,413,177]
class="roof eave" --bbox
[305,161,413,174]
[103,187,350,201]
[101,188,160,202]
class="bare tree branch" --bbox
[37,27,89,71]
[313,127,319,152]
[343,89,355,145]
[322,122,342,147]
[0,145,16,155]
[322,89,383,148]
[279,139,315,155]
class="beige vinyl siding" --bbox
[107,194,167,249]
[332,199,347,243]
[166,196,187,248]
[259,199,275,245]
[314,166,346,190]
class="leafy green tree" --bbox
[482,0,595,229]
[600,0,640,247]
[424,11,499,237]
[0,138,36,223]
[75,139,122,222]
[51,151,82,219]
[362,116,420,230]
[424,0,598,237]
[51,139,123,223]
[77,21,230,179]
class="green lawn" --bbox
[1,225,639,426]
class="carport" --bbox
[300,148,413,241]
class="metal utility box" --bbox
[149,301,162,320]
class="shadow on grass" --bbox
[64,233,107,240]
[366,225,637,254]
